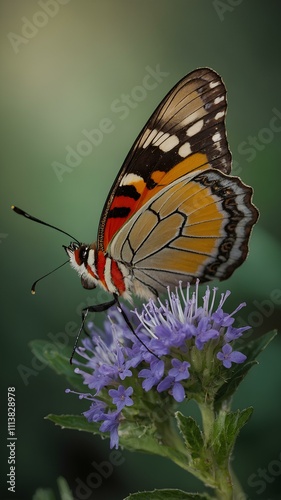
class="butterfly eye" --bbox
[80,246,89,264]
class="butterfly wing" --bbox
[109,169,258,297]
[98,68,232,251]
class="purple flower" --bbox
[139,359,165,391]
[224,325,251,342]
[99,411,121,449]
[74,365,112,393]
[99,345,132,381]
[108,385,134,411]
[190,316,220,350]
[212,301,247,328]
[212,308,235,328]
[83,399,108,423]
[217,343,247,368]
[157,359,190,402]
[67,281,249,449]
[169,359,191,382]
[171,383,185,402]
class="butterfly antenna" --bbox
[70,309,89,364]
[31,260,69,294]
[11,205,80,244]
[11,205,79,294]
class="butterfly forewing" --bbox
[98,68,232,251]
[94,67,258,299]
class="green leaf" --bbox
[214,360,257,411]
[46,413,102,434]
[117,419,186,461]
[32,489,56,500]
[238,329,277,362]
[47,414,168,456]
[32,477,74,500]
[57,477,74,500]
[118,420,166,454]
[174,412,219,486]
[214,330,277,410]
[30,340,85,392]
[124,489,213,500]
[212,407,253,465]
[47,414,189,468]
[175,412,204,459]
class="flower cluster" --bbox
[67,281,249,448]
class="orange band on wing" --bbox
[103,153,211,249]
[159,153,209,185]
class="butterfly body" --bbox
[66,242,131,296]
[66,68,258,301]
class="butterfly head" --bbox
[64,242,98,290]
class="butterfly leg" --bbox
[70,297,117,363]
[70,295,159,363]
[114,294,160,360]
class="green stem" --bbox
[198,398,215,442]
[154,399,247,499]
[198,399,233,500]
[230,466,248,500]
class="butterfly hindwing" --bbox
[98,68,232,251]
[109,169,258,297]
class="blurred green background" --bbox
[1,1,281,499]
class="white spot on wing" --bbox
[215,111,225,120]
[181,110,201,126]
[153,131,169,146]
[178,142,191,157]
[159,134,180,152]
[209,80,220,88]
[212,132,222,142]
[120,173,143,186]
[214,96,225,104]
[139,128,151,147]
[142,129,158,148]
[186,119,204,137]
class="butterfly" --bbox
[65,67,258,304]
